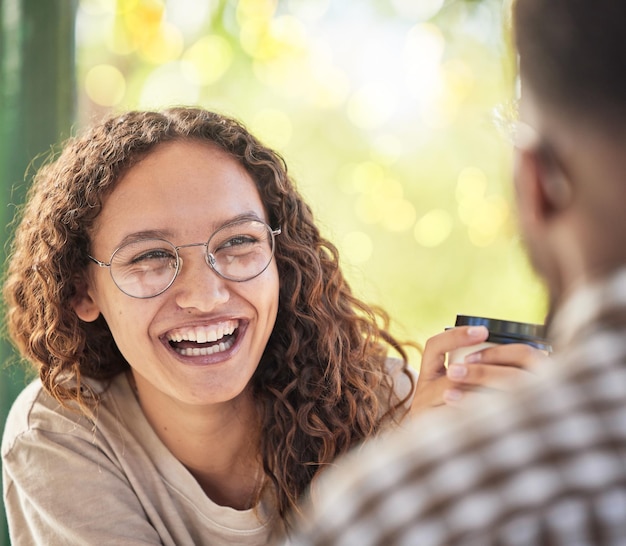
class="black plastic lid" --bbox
[454,315,551,350]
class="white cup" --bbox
[447,315,551,366]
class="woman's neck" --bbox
[128,371,263,510]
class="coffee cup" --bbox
[447,315,551,366]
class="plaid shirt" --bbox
[287,269,626,545]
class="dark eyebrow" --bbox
[224,212,268,226]
[117,230,173,248]
[114,212,268,248]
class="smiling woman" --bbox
[0,107,417,545]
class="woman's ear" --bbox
[71,276,100,322]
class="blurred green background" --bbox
[1,0,547,543]
[76,0,547,339]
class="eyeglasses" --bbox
[491,97,574,203]
[491,99,539,148]
[88,219,281,299]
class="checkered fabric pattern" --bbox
[286,269,626,545]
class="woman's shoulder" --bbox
[1,374,120,456]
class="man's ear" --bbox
[538,151,573,213]
[514,146,572,224]
[71,276,100,322]
[514,146,544,226]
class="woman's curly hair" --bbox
[3,107,415,526]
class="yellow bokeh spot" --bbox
[355,177,411,229]
[240,15,306,61]
[351,161,386,194]
[124,0,163,38]
[381,199,417,232]
[182,36,233,85]
[342,231,373,265]
[85,64,126,106]
[116,0,142,15]
[414,209,453,247]
[139,22,184,64]
[467,196,510,247]
[457,166,488,197]
[456,166,488,224]
[251,109,293,150]
[455,167,510,246]
[236,0,277,24]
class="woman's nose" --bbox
[172,250,230,310]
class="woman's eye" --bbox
[220,235,256,249]
[130,249,174,264]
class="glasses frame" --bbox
[88,219,281,299]
[491,99,535,147]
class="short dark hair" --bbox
[514,0,626,126]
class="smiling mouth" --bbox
[166,320,239,357]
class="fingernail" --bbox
[465,352,482,363]
[467,326,487,338]
[448,364,467,379]
[444,389,463,402]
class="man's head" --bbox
[512,0,626,314]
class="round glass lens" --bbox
[110,239,179,298]
[207,220,275,281]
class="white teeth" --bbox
[178,336,235,356]
[167,320,238,344]
[195,327,208,344]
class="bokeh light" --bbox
[85,64,126,106]
[456,166,510,246]
[414,209,454,247]
[182,36,233,86]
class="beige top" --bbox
[2,361,415,545]
[2,373,275,545]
